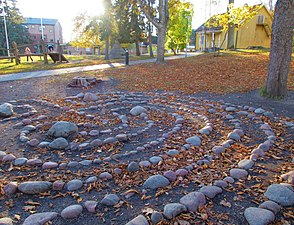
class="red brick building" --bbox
[22,17,63,53]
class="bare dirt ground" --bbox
[0,54,293,225]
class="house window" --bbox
[39,26,45,32]
[50,39,54,42]
[49,29,53,33]
[43,35,47,40]
[257,15,264,24]
[31,25,35,29]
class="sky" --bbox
[17,0,275,42]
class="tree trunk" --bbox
[104,34,110,60]
[235,30,239,49]
[156,25,167,63]
[135,39,140,56]
[227,0,235,49]
[266,0,294,99]
[148,22,154,58]
[141,0,168,63]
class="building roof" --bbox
[195,4,265,33]
[24,17,59,25]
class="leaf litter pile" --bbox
[0,52,293,224]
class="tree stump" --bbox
[68,77,97,88]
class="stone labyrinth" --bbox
[0,91,293,225]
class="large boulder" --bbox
[48,121,78,138]
[0,103,13,117]
[49,138,69,150]
[130,106,147,116]
[143,175,170,189]
[264,184,294,206]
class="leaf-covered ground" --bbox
[106,52,294,94]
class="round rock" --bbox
[238,159,254,170]
[185,135,201,146]
[23,212,58,225]
[130,106,147,116]
[230,168,248,179]
[199,185,222,198]
[61,205,83,219]
[67,179,83,191]
[126,215,149,225]
[143,174,170,189]
[48,121,78,138]
[264,184,294,206]
[49,137,69,150]
[0,103,13,117]
[259,201,281,215]
[100,194,120,206]
[0,217,13,225]
[163,203,187,219]
[244,207,275,225]
[127,161,140,172]
[179,192,206,212]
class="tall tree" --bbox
[71,13,102,48]
[103,0,112,60]
[265,0,294,98]
[227,0,235,49]
[147,0,155,58]
[141,0,169,63]
[166,0,193,55]
[0,0,31,55]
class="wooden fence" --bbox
[0,40,68,65]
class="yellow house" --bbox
[195,4,273,50]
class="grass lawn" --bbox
[0,53,163,75]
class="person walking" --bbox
[25,47,33,62]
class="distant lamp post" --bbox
[0,0,10,57]
[185,15,191,58]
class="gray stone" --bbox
[52,181,65,190]
[84,200,98,213]
[163,203,187,219]
[103,137,118,144]
[2,154,16,162]
[259,201,281,214]
[149,156,163,164]
[0,151,7,160]
[244,207,275,225]
[48,121,78,138]
[90,139,103,147]
[100,194,119,206]
[163,170,177,182]
[49,137,69,150]
[225,106,236,112]
[199,126,212,135]
[61,205,83,219]
[27,158,43,166]
[199,185,222,198]
[67,179,83,191]
[238,159,254,170]
[38,141,50,148]
[264,184,294,206]
[251,148,265,157]
[180,192,206,212]
[255,108,266,114]
[42,162,58,169]
[127,161,140,172]
[213,180,228,188]
[139,161,151,167]
[83,92,98,101]
[212,146,225,154]
[80,160,92,166]
[167,149,180,156]
[223,176,235,183]
[116,134,128,142]
[130,106,147,116]
[0,217,13,225]
[125,215,149,225]
[23,212,58,225]
[143,175,170,189]
[175,169,189,176]
[0,103,13,117]
[18,181,52,194]
[230,168,248,179]
[151,211,163,224]
[227,132,240,141]
[258,143,270,152]
[99,172,113,180]
[281,171,294,185]
[85,176,98,183]
[185,135,201,146]
[14,157,27,166]
[4,182,18,195]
